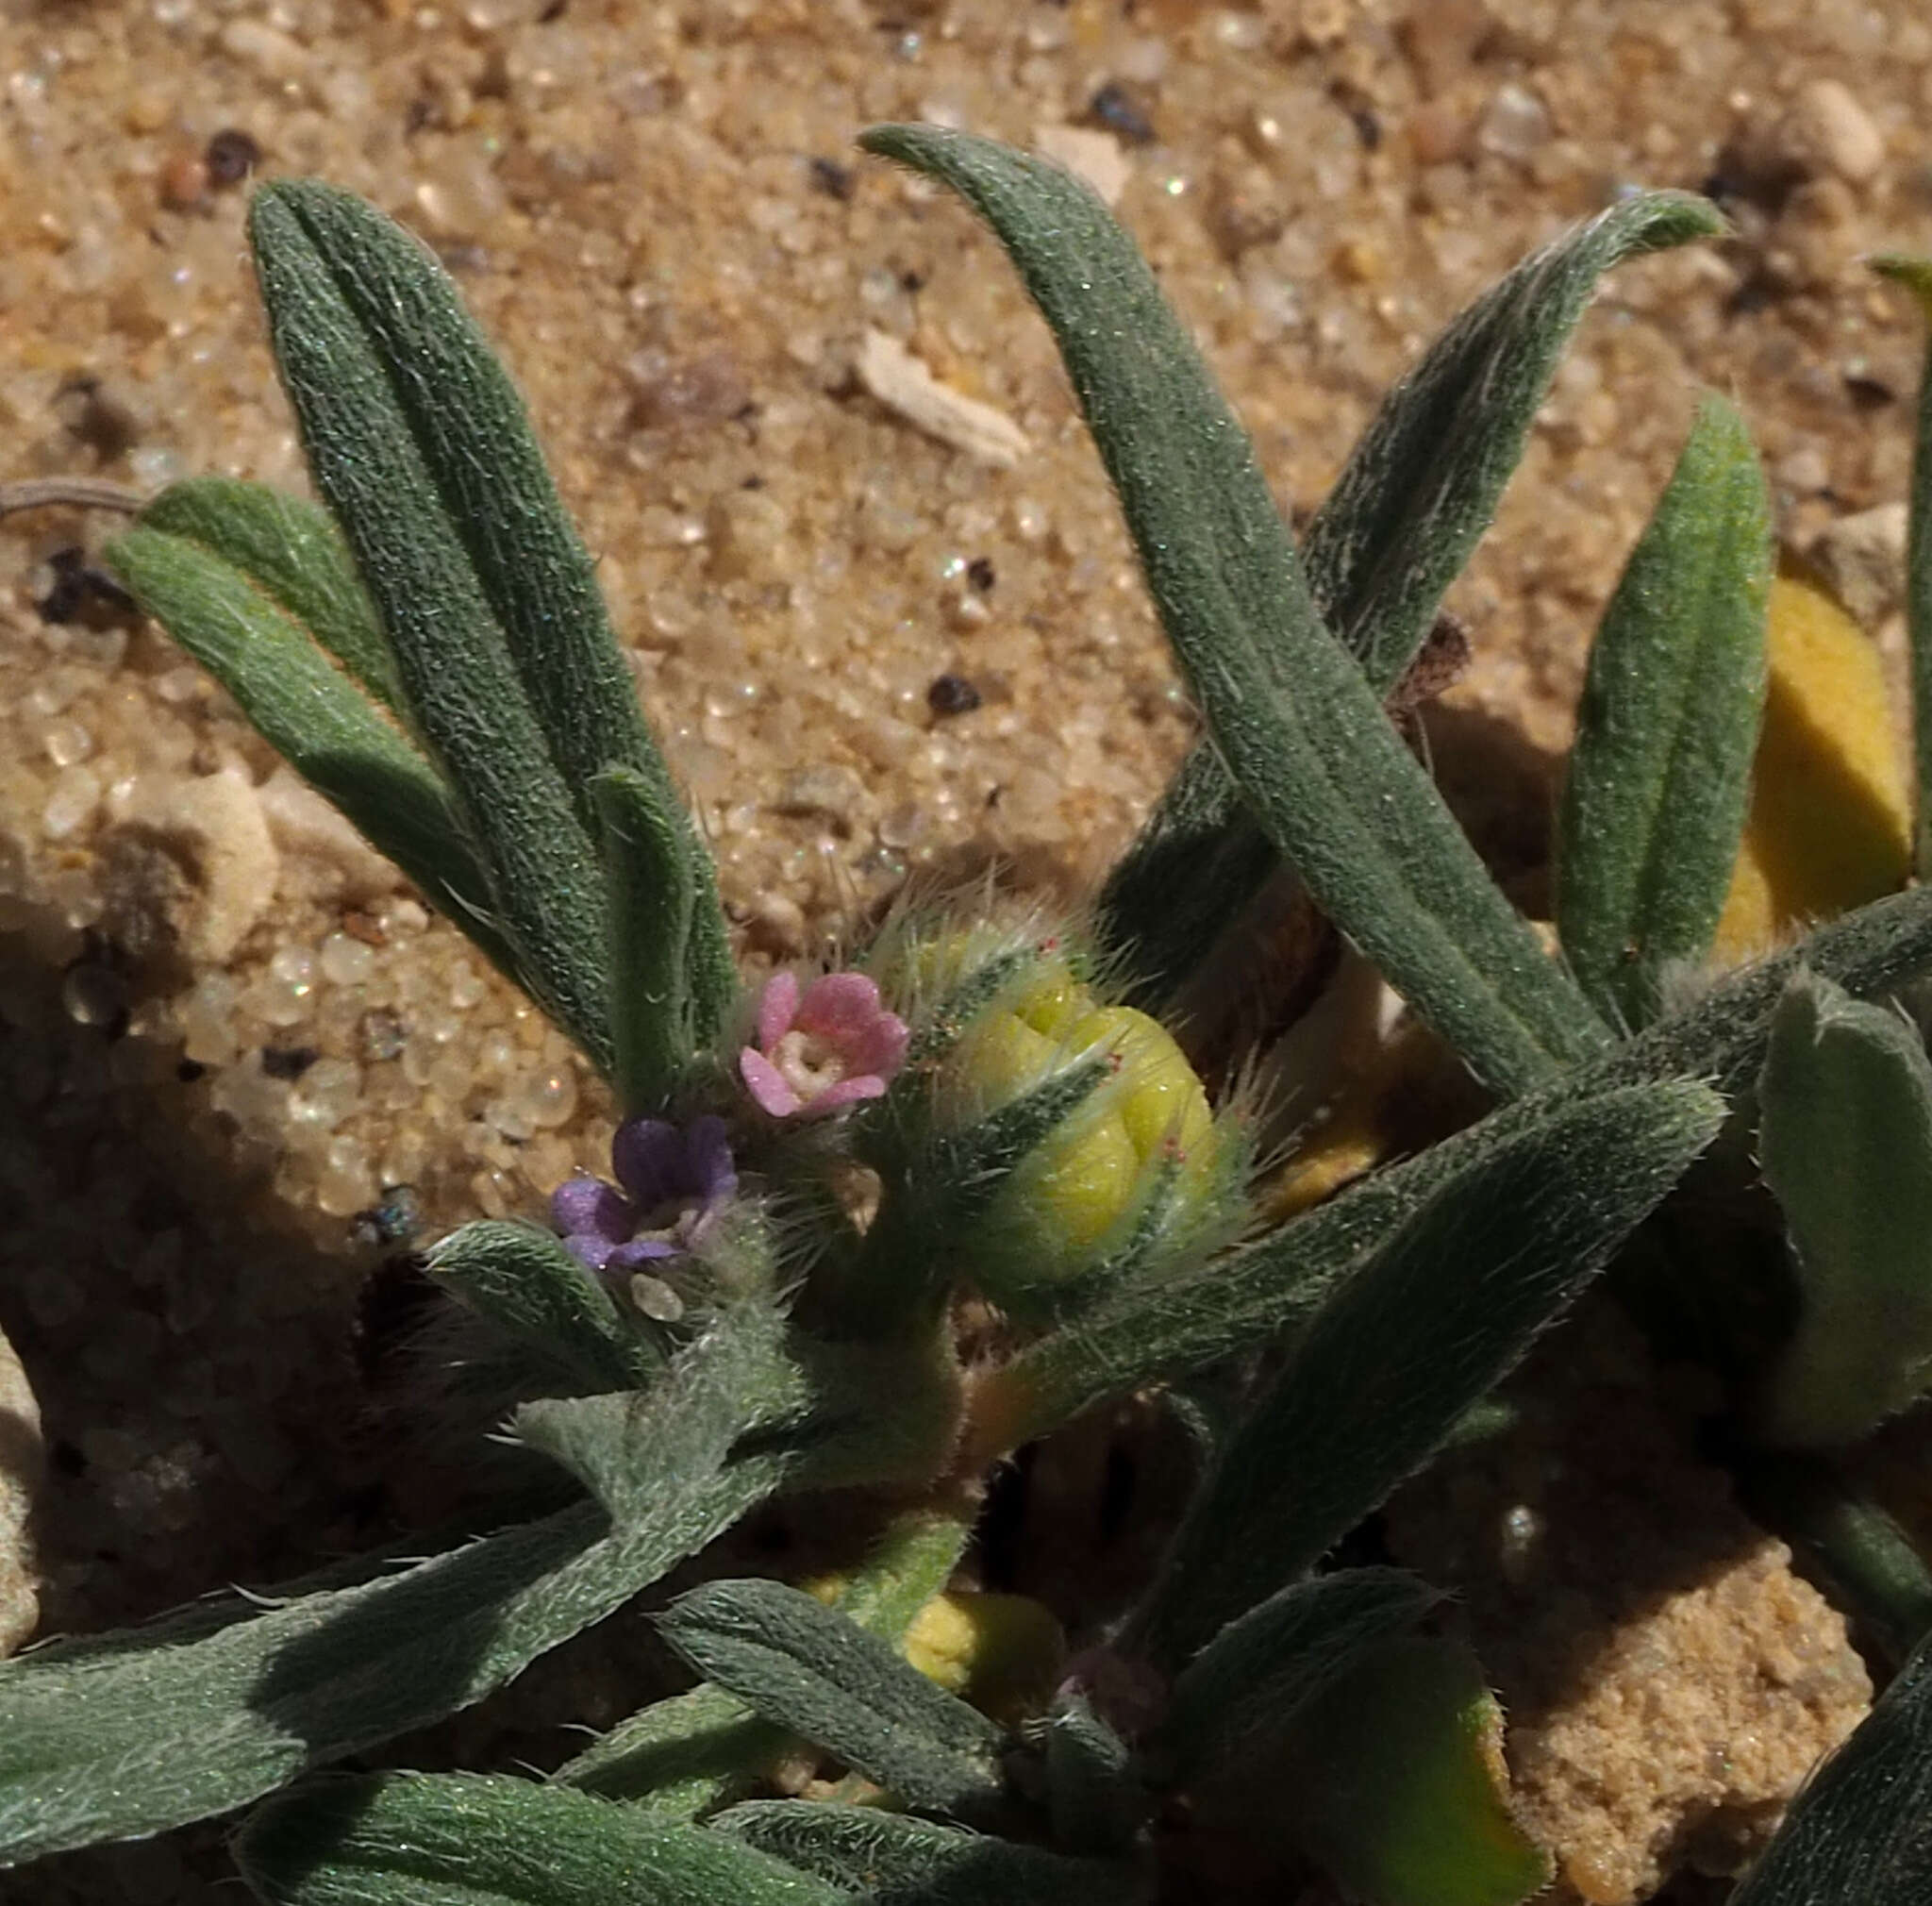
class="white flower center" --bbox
[772,1027,850,1101]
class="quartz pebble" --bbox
[1777,78,1886,186]
[1032,124,1132,207]
[106,770,280,962]
[1806,501,1908,628]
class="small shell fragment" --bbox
[857,329,1030,468]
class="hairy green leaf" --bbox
[1134,1079,1723,1663]
[0,1327,787,1864]
[1557,395,1772,1027]
[1103,188,1724,1002]
[104,516,519,987]
[1092,744,1282,1013]
[1043,1691,1143,1857]
[1308,192,1724,687]
[974,1073,1722,1460]
[1753,970,1932,1445]
[1730,1627,1932,1904]
[592,766,697,1114]
[658,1579,1005,1818]
[248,184,697,846]
[1609,883,1932,1094]
[508,1302,803,1520]
[135,476,401,709]
[248,182,617,1068]
[1156,1569,1444,1782]
[429,1220,662,1394]
[714,1801,1144,1906]
[860,124,1609,1098]
[557,1685,782,1820]
[556,1510,972,1812]
[1270,1637,1551,1906]
[235,1772,842,1906]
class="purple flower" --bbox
[738,969,909,1119]
[551,1114,736,1274]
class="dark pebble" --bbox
[809,156,854,200]
[927,673,983,717]
[352,1183,424,1250]
[966,555,996,592]
[35,546,138,627]
[204,128,262,188]
[1843,371,1896,411]
[1088,81,1157,147]
[260,1044,320,1080]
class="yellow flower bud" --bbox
[902,1589,1064,1728]
[938,951,1234,1307]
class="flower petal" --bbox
[846,1008,910,1080]
[757,968,801,1052]
[795,971,885,1037]
[800,1073,889,1115]
[740,1045,803,1116]
[612,1117,689,1210]
[608,1236,680,1269]
[684,1113,738,1204]
[562,1230,618,1273]
[551,1175,633,1244]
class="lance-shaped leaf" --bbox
[250,182,683,844]
[555,1507,972,1811]
[135,476,402,709]
[860,125,1607,1098]
[1307,192,1725,685]
[556,1684,781,1821]
[105,512,519,989]
[1267,1636,1551,1906]
[1610,882,1932,1095]
[968,1073,1721,1463]
[0,1321,789,1864]
[248,183,617,1070]
[1132,1078,1723,1664]
[256,181,740,1056]
[593,766,697,1115]
[1557,395,1772,1027]
[1752,969,1932,1446]
[1155,1568,1444,1785]
[234,1772,844,1906]
[1101,188,1724,1002]
[429,1220,662,1394]
[658,1579,1007,1818]
[1729,1626,1932,1905]
[1872,254,1932,878]
[713,1801,1144,1906]
[1044,1690,1143,1857]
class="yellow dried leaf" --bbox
[1711,571,1910,962]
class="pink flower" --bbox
[739,969,909,1118]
